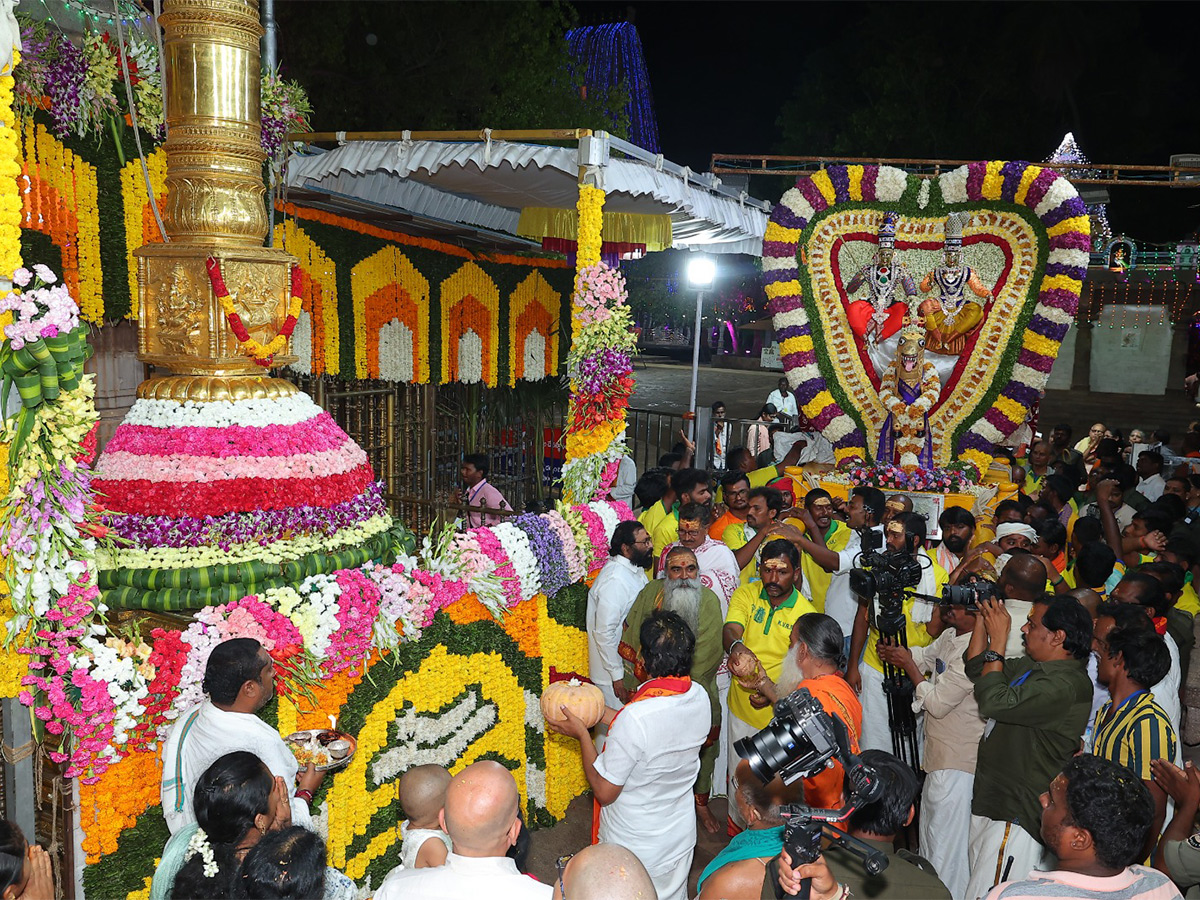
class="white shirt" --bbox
[825,525,882,636]
[375,853,551,900]
[713,422,731,469]
[610,456,637,507]
[1139,473,1166,502]
[766,388,798,420]
[772,431,836,467]
[1002,598,1033,658]
[1158,633,1182,734]
[593,682,711,876]
[1081,501,1136,530]
[160,701,311,834]
[587,557,648,692]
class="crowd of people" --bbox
[12,415,1200,900]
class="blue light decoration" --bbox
[566,22,660,154]
[1045,132,1112,255]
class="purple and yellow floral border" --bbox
[762,162,1089,474]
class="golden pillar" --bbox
[135,0,296,383]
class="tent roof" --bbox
[283,136,770,256]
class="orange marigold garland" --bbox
[205,256,303,367]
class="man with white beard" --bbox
[619,546,724,833]
[746,613,862,811]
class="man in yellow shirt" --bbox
[723,486,785,586]
[847,512,944,758]
[722,540,816,831]
[651,468,712,563]
[635,468,674,539]
[1160,536,1200,617]
[793,489,851,614]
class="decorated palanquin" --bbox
[763,163,1089,475]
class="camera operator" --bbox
[877,582,986,900]
[783,486,887,660]
[846,512,944,754]
[765,749,951,899]
[963,595,1094,900]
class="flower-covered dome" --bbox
[91,380,393,610]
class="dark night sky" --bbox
[585,1,1200,243]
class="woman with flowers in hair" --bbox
[152,751,353,900]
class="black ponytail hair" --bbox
[0,821,29,897]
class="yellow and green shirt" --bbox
[725,583,816,728]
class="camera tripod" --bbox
[874,591,921,772]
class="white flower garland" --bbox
[123,394,322,429]
[286,311,313,376]
[378,319,415,383]
[458,330,484,384]
[875,166,908,202]
[939,167,969,205]
[185,829,219,878]
[490,522,541,601]
[587,500,620,544]
[370,689,498,785]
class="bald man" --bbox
[376,760,551,899]
[552,843,656,900]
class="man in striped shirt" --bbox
[983,754,1180,900]
[1092,619,1176,861]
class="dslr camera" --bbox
[941,578,998,608]
[735,688,843,786]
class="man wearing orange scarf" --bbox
[550,610,710,900]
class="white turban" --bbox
[995,522,1037,544]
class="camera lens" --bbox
[735,722,799,784]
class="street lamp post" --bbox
[686,256,716,442]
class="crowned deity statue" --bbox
[876,318,941,469]
[918,212,993,356]
[845,212,917,345]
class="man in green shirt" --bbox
[963,594,1094,900]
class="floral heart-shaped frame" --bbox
[763,162,1090,474]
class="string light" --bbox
[566,23,660,153]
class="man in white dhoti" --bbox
[587,520,654,712]
[878,589,985,900]
[160,638,323,834]
[551,610,711,900]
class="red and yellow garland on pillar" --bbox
[205,257,303,367]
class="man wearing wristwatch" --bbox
[962,595,1094,900]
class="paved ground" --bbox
[525,794,732,894]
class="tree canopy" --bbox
[275,1,628,136]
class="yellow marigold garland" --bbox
[0,52,21,278]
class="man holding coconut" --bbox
[723,540,817,833]
[548,609,710,900]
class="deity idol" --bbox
[845,212,917,345]
[918,212,993,356]
[877,320,941,468]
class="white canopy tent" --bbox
[282,130,770,256]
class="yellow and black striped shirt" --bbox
[1092,690,1177,780]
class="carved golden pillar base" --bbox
[136,244,298,375]
[137,373,300,402]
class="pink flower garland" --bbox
[575,505,609,573]
[473,527,523,607]
[19,577,121,782]
[325,570,382,676]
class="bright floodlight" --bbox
[687,256,716,288]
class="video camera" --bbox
[736,688,888,898]
[941,579,998,607]
[847,529,923,606]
